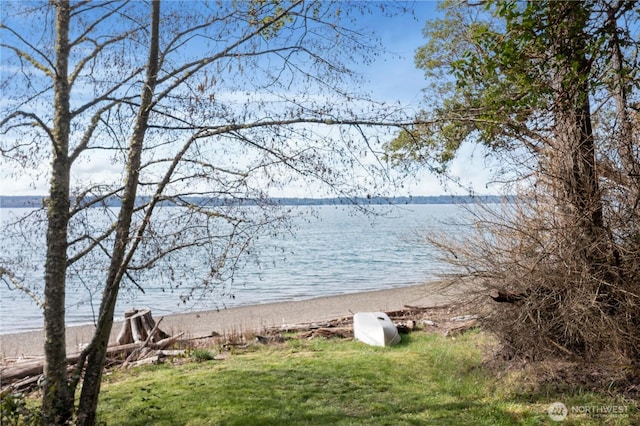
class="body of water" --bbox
[0,204,470,334]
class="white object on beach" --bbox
[353,312,401,347]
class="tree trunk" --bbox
[549,1,607,261]
[75,1,161,424]
[41,1,73,424]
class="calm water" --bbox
[0,204,470,334]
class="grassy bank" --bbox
[96,331,637,425]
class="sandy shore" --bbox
[0,282,460,359]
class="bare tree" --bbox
[1,1,414,423]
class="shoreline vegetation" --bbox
[0,194,512,208]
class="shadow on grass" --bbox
[100,360,530,425]
[100,332,635,425]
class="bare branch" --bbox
[1,24,55,77]
[151,0,305,107]
[70,75,143,119]
[69,31,141,87]
[69,2,130,47]
[0,110,55,143]
[0,266,44,308]
[149,118,426,133]
[67,224,118,266]
[70,185,124,215]
[69,100,122,162]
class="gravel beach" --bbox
[0,281,460,359]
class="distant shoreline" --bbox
[0,194,511,208]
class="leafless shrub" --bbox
[429,184,640,365]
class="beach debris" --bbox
[121,349,188,369]
[116,308,170,345]
[300,327,353,340]
[255,334,287,344]
[277,318,351,333]
[450,314,478,322]
[0,359,46,384]
[114,310,184,368]
[1,309,184,393]
[446,319,480,338]
[396,320,416,334]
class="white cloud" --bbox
[1,3,505,198]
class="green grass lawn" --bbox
[96,331,637,425]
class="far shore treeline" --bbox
[0,195,511,208]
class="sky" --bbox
[0,1,500,198]
[358,1,500,196]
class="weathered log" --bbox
[123,317,165,364]
[155,349,186,357]
[1,331,183,386]
[450,314,479,322]
[300,327,353,339]
[2,366,75,395]
[3,374,41,394]
[385,305,436,317]
[116,308,170,345]
[122,355,161,369]
[131,316,144,342]
[255,335,287,344]
[147,332,184,350]
[107,332,183,357]
[103,334,181,359]
[273,316,354,333]
[0,360,45,383]
[446,319,480,337]
[1,363,75,393]
[116,310,135,345]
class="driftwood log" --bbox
[299,327,353,340]
[1,309,180,392]
[116,308,170,345]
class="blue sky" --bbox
[0,1,499,198]
[360,1,500,196]
[362,1,438,104]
